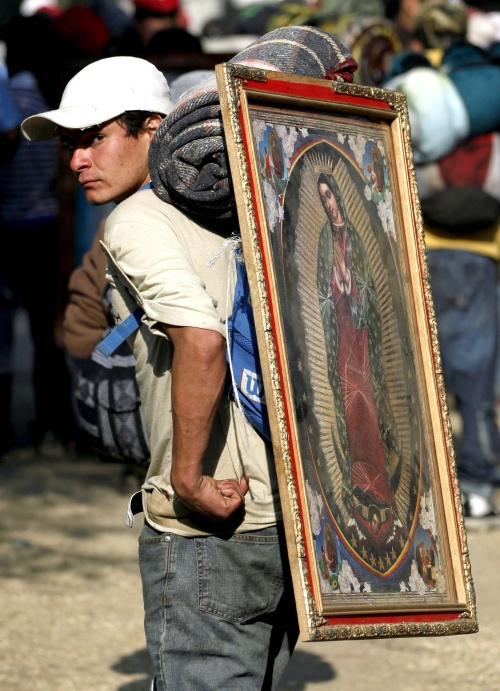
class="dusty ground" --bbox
[0,442,499,691]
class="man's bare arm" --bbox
[164,324,249,520]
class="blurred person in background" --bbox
[143,25,205,82]
[0,75,22,454]
[134,0,188,45]
[384,0,500,517]
[383,0,423,44]
[109,0,191,56]
[0,13,77,453]
[0,77,21,163]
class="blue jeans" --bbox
[139,522,299,691]
[427,250,500,496]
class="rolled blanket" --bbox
[149,26,357,228]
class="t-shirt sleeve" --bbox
[105,199,226,337]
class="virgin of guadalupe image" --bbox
[317,170,400,542]
[279,142,422,577]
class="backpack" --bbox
[74,286,150,466]
[224,245,271,441]
[97,240,271,442]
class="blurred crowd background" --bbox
[2,0,500,518]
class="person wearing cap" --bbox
[22,55,173,199]
[22,54,299,690]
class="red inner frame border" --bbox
[237,75,465,628]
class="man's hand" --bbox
[171,472,249,521]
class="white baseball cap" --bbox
[21,56,174,141]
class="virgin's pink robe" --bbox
[331,228,396,539]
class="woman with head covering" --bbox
[316,171,399,543]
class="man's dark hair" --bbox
[118,110,164,137]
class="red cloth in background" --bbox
[438,132,494,187]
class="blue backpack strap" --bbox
[96,307,144,357]
[226,245,271,441]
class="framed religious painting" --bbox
[216,64,478,642]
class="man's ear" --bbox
[146,113,165,136]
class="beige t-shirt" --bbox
[103,188,281,535]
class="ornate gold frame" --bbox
[216,63,477,641]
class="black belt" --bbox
[126,490,143,528]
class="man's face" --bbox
[61,118,155,205]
